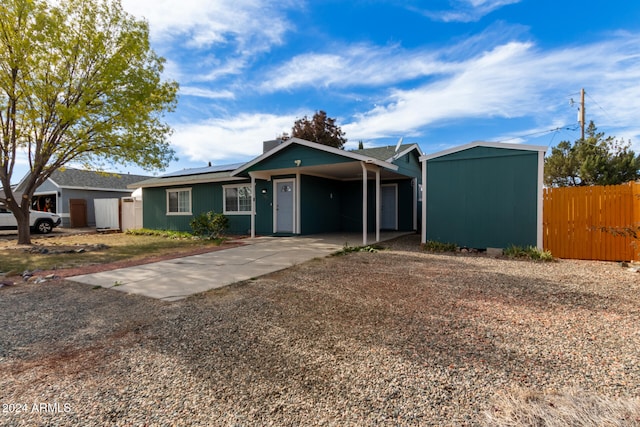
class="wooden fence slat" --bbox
[543,182,639,261]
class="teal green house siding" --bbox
[142,182,251,235]
[300,175,342,234]
[426,147,539,248]
[242,144,352,174]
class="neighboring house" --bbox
[13,168,152,227]
[132,138,424,245]
[420,141,547,249]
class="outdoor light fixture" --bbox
[261,188,268,195]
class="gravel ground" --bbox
[0,234,639,426]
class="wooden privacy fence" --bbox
[543,182,640,261]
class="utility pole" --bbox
[579,88,585,140]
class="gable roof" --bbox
[232,137,398,176]
[352,143,423,162]
[128,169,246,189]
[47,168,152,190]
[420,141,547,161]
[14,168,153,193]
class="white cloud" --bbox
[179,86,235,100]
[261,44,459,91]
[170,113,303,163]
[121,0,293,50]
[343,34,640,142]
[418,0,522,23]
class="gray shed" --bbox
[420,142,546,250]
[14,168,151,227]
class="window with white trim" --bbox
[166,188,192,215]
[224,184,252,214]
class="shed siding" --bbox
[427,147,538,248]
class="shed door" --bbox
[381,184,398,230]
[275,180,295,233]
[69,199,87,228]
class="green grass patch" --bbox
[124,228,195,239]
[503,245,554,261]
[422,240,458,253]
[332,243,385,256]
[0,232,224,274]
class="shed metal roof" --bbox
[420,141,547,162]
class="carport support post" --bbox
[361,162,368,246]
[250,175,256,239]
[421,157,427,244]
[375,168,380,243]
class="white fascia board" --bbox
[57,186,136,192]
[232,137,398,176]
[387,144,424,162]
[419,141,548,162]
[128,176,246,189]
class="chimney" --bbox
[263,139,285,153]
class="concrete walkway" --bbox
[68,232,410,301]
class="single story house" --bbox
[13,168,151,227]
[420,141,547,249]
[132,138,424,245]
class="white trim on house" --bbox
[166,187,192,216]
[419,141,547,162]
[386,143,424,162]
[537,150,545,249]
[232,137,399,176]
[222,183,253,215]
[130,175,245,189]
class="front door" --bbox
[275,180,295,233]
[381,184,397,230]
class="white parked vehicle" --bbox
[0,205,62,234]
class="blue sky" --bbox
[21,0,640,179]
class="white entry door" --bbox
[275,179,295,233]
[381,184,398,230]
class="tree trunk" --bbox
[15,206,32,245]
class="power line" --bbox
[585,92,617,125]
[495,125,579,144]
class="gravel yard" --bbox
[1,234,639,426]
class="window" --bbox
[166,188,192,215]
[224,184,252,214]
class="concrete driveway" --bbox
[68,232,410,301]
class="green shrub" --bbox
[422,240,458,253]
[190,211,229,239]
